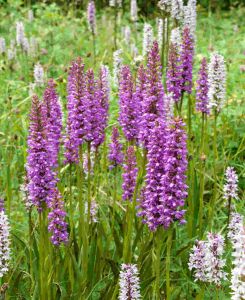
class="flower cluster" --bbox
[208,52,226,112]
[119,264,141,300]
[228,213,245,300]
[113,49,123,86]
[108,127,123,170]
[188,233,227,285]
[139,117,187,230]
[130,0,138,22]
[122,146,138,201]
[119,66,139,141]
[48,189,68,246]
[224,167,239,201]
[139,41,164,147]
[180,27,194,94]
[0,37,6,55]
[87,1,96,35]
[0,209,11,277]
[196,57,209,114]
[171,0,183,21]
[27,95,56,210]
[183,0,197,38]
[34,63,45,86]
[142,23,154,56]
[158,0,172,13]
[43,79,62,168]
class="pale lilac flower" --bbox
[124,26,131,44]
[16,21,25,47]
[208,52,226,112]
[183,0,197,38]
[34,63,44,86]
[224,167,239,201]
[158,0,172,13]
[130,0,138,22]
[171,0,183,21]
[119,264,141,300]
[189,233,227,285]
[28,10,34,22]
[170,27,181,47]
[28,37,38,57]
[0,38,6,55]
[90,200,99,223]
[113,49,123,87]
[142,23,154,56]
[0,210,10,277]
[87,1,96,35]
[228,213,245,300]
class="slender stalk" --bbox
[154,229,162,299]
[92,32,96,66]
[166,228,173,300]
[208,111,218,230]
[114,7,118,49]
[87,142,92,225]
[198,113,206,236]
[187,94,194,237]
[111,166,117,231]
[39,210,48,300]
[161,17,166,75]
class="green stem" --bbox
[87,142,92,225]
[198,113,206,236]
[166,228,172,300]
[154,229,162,299]
[39,210,48,299]
[92,32,96,66]
[114,7,118,49]
[161,17,166,76]
[209,112,218,230]
[112,166,117,231]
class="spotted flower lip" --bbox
[119,264,141,300]
[122,146,138,201]
[27,95,56,211]
[196,57,209,114]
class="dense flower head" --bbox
[0,37,6,54]
[208,52,226,112]
[183,0,197,38]
[224,167,239,201]
[28,9,34,22]
[123,26,131,44]
[138,121,166,230]
[48,189,68,246]
[196,57,209,114]
[119,66,139,141]
[130,0,138,22]
[27,95,56,210]
[160,117,188,227]
[170,27,181,47]
[228,213,245,300]
[189,233,227,285]
[142,23,154,56]
[34,63,44,86]
[157,18,163,48]
[119,264,141,300]
[0,199,4,213]
[108,127,123,170]
[64,57,86,164]
[87,1,96,35]
[122,146,138,201]
[180,27,194,94]
[43,79,63,168]
[16,21,25,47]
[93,65,110,147]
[0,210,11,277]
[166,43,182,102]
[171,0,183,21]
[113,49,123,87]
[158,0,172,13]
[139,41,165,147]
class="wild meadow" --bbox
[0,0,244,299]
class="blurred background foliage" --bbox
[1,0,244,13]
